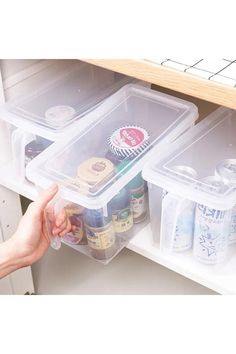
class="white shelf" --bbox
[1,166,235,294]
[127,224,236,295]
[0,163,37,200]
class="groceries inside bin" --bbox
[51,124,150,196]
[161,165,233,265]
[143,108,236,267]
[26,83,199,263]
[44,124,149,262]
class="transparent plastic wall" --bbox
[143,108,236,268]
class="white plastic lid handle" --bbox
[44,208,61,251]
[49,235,61,250]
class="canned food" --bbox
[161,165,198,252]
[193,176,231,265]
[215,159,236,182]
[215,159,236,244]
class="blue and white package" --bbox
[193,176,231,265]
[215,159,236,245]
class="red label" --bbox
[120,128,144,147]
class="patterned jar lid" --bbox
[107,125,149,159]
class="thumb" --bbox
[34,184,59,211]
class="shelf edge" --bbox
[82,59,236,110]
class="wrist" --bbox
[3,237,28,268]
[0,237,28,279]
[9,232,40,267]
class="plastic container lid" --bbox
[143,107,236,210]
[26,83,198,209]
[0,61,133,141]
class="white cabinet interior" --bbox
[32,245,216,295]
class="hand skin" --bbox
[0,184,72,279]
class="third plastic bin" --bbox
[143,107,236,267]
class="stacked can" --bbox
[193,176,231,265]
[161,165,198,252]
[215,159,236,244]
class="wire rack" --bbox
[147,59,236,87]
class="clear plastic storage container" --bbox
[12,128,53,181]
[143,107,236,267]
[0,61,135,182]
[26,84,198,263]
[0,61,133,141]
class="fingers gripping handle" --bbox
[44,192,67,250]
[44,206,62,250]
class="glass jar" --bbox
[84,204,117,260]
[111,186,134,243]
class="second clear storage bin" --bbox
[0,60,134,141]
[26,84,198,264]
[143,107,236,267]
[0,60,135,182]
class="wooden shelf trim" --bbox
[83,59,236,110]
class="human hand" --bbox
[11,184,72,267]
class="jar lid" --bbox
[85,205,112,227]
[77,157,115,186]
[107,125,149,159]
[215,159,236,184]
[197,175,231,194]
[45,105,76,128]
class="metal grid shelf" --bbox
[148,58,236,87]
